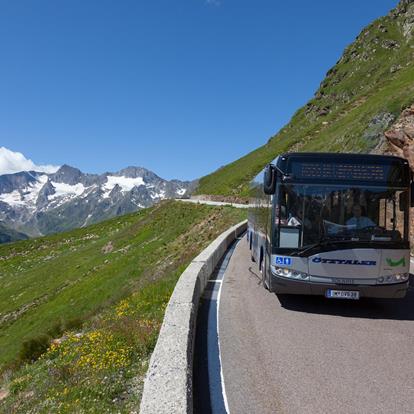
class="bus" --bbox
[248,153,413,299]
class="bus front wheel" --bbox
[262,256,275,292]
[260,250,268,290]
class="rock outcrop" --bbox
[382,103,414,249]
[384,104,414,169]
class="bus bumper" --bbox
[271,274,409,299]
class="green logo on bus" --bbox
[386,257,406,267]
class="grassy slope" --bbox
[0,201,245,368]
[0,201,246,411]
[0,201,245,412]
[196,2,414,197]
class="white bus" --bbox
[248,153,412,299]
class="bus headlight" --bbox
[271,266,310,281]
[377,273,409,284]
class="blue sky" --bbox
[0,0,397,180]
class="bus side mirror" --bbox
[264,164,276,195]
[411,183,414,207]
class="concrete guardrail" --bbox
[176,198,249,209]
[139,220,248,414]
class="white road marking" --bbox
[217,257,231,414]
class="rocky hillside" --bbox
[0,164,194,237]
[381,104,414,163]
[196,0,414,197]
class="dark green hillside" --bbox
[0,223,28,244]
[196,0,414,197]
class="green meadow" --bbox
[0,201,246,413]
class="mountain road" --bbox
[176,198,249,209]
[218,235,414,414]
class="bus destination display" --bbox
[292,162,389,181]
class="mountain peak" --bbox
[50,165,83,185]
[117,166,151,178]
[56,164,81,174]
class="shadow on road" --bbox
[276,275,414,321]
[248,266,262,285]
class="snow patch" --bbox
[0,190,25,206]
[82,213,93,227]
[102,175,146,198]
[48,182,86,201]
[24,175,48,203]
[149,189,167,200]
[0,175,48,207]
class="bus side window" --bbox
[278,204,287,224]
[379,195,403,240]
[276,187,288,225]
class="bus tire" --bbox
[260,249,267,289]
[267,271,276,293]
[263,273,269,290]
[259,249,263,270]
[263,254,275,292]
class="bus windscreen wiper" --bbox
[292,237,351,256]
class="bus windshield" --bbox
[275,183,409,249]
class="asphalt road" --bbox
[219,235,414,414]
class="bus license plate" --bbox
[326,290,360,300]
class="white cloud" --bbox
[0,147,60,176]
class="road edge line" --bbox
[217,249,232,414]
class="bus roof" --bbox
[273,152,408,167]
[272,152,410,186]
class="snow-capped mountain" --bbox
[0,164,193,236]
